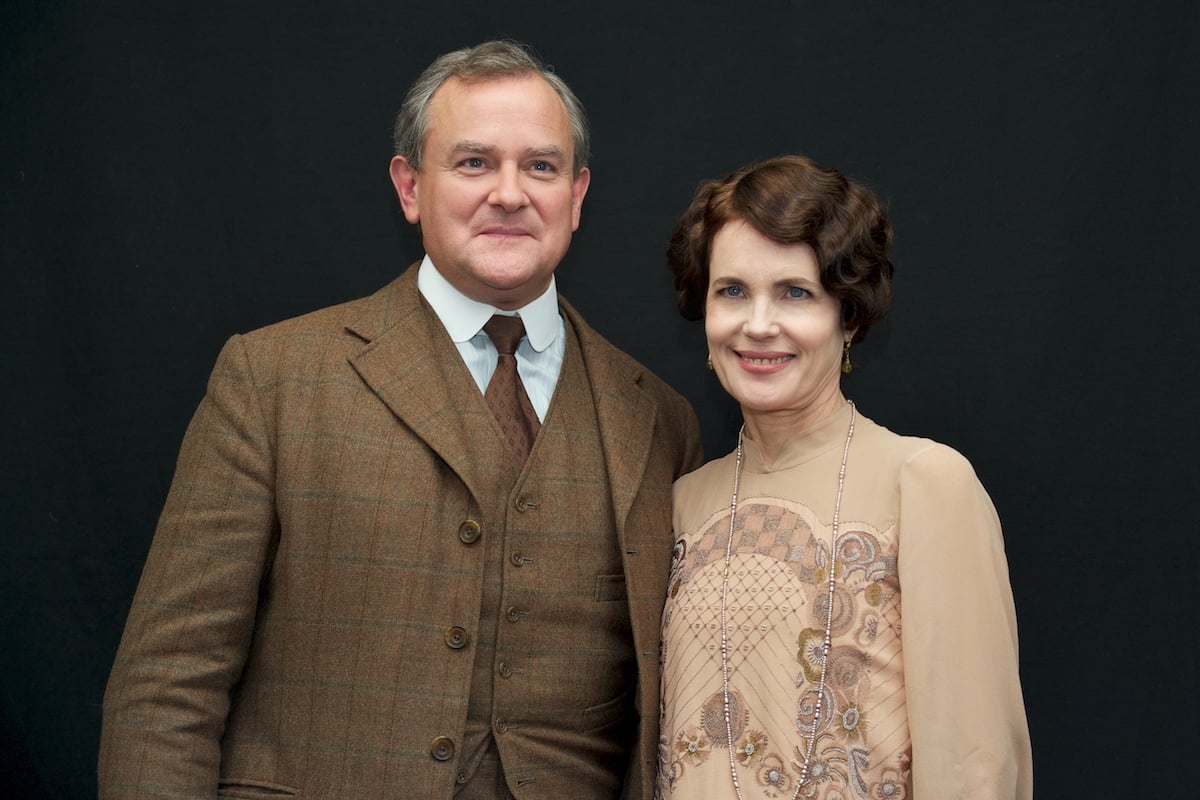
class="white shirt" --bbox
[416,255,564,422]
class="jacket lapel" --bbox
[345,267,497,501]
[561,298,657,535]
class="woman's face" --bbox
[705,220,850,428]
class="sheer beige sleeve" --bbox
[897,443,1033,799]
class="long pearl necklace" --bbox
[720,401,856,799]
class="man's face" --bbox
[390,75,591,310]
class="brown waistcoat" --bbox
[461,321,634,798]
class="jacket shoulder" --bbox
[559,295,690,407]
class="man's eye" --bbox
[531,161,553,172]
[463,158,485,169]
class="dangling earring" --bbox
[841,340,853,374]
[706,355,714,371]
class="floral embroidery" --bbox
[702,689,747,746]
[812,582,856,635]
[755,754,794,797]
[674,727,712,766]
[796,737,850,790]
[826,645,870,692]
[858,612,880,646]
[836,531,878,573]
[795,683,836,738]
[656,735,682,795]
[839,704,867,741]
[659,489,911,799]
[669,537,687,580]
[796,627,828,683]
[869,767,908,799]
[735,729,768,764]
[847,745,871,796]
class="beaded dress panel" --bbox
[657,403,1031,800]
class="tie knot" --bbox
[483,315,526,355]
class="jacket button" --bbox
[458,519,481,544]
[444,626,469,649]
[430,736,455,761]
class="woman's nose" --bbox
[742,300,779,337]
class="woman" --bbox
[657,156,1031,799]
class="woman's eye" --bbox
[719,286,744,298]
[787,286,810,299]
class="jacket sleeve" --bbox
[99,335,277,799]
[676,396,704,478]
[897,444,1033,799]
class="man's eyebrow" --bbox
[449,140,497,156]
[445,141,568,163]
[525,145,566,160]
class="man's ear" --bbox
[389,156,421,224]
[570,166,591,231]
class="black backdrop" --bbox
[4,1,1198,797]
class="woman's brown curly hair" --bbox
[667,155,894,342]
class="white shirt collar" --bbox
[416,255,560,352]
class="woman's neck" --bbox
[741,392,848,464]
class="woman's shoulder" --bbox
[674,449,736,496]
[857,413,981,485]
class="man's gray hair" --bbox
[393,40,590,176]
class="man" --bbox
[99,41,702,799]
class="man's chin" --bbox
[460,265,554,308]
[467,250,559,284]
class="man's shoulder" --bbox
[561,298,687,406]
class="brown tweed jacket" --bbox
[99,264,703,799]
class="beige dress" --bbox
[657,403,1032,799]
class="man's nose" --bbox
[489,163,528,212]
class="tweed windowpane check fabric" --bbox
[483,315,540,465]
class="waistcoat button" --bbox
[430,736,455,761]
[510,552,526,566]
[444,626,469,649]
[458,519,481,544]
[498,661,513,678]
[495,719,508,734]
[505,606,522,623]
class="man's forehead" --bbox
[427,74,566,122]
[424,74,574,153]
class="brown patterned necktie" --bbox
[483,315,541,465]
